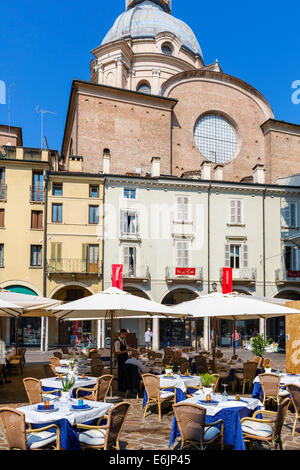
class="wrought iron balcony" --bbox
[30,186,44,203]
[165,266,203,283]
[123,265,150,283]
[47,259,102,276]
[219,267,257,283]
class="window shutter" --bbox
[183,241,189,267]
[38,211,43,229]
[225,244,230,267]
[176,241,183,267]
[123,246,129,274]
[177,197,183,221]
[0,209,4,227]
[242,245,248,268]
[230,200,236,224]
[236,200,242,224]
[290,203,297,228]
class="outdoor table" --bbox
[41,376,97,398]
[143,374,201,406]
[169,393,263,450]
[17,398,112,450]
[55,366,91,375]
[252,372,300,399]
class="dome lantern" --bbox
[126,0,171,14]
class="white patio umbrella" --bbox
[0,291,62,317]
[0,299,24,318]
[171,292,300,370]
[49,287,186,373]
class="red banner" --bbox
[176,267,196,276]
[222,267,233,294]
[287,270,300,278]
[112,264,123,290]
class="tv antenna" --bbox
[36,105,56,149]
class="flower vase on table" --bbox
[60,375,76,401]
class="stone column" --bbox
[152,69,161,95]
[40,317,45,352]
[152,318,160,351]
[97,64,104,85]
[259,318,266,340]
[45,317,49,352]
[115,57,123,88]
[203,317,210,350]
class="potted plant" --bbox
[199,373,216,396]
[250,334,273,359]
[61,375,76,401]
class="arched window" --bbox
[137,82,151,95]
[194,114,237,164]
[161,43,173,56]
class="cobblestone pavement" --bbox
[0,350,298,451]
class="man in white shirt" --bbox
[144,328,153,351]
[125,350,150,375]
[0,339,6,365]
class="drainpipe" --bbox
[41,170,49,352]
[99,177,106,348]
[262,187,267,340]
[204,184,211,351]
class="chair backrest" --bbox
[50,357,60,367]
[243,361,258,380]
[194,356,208,374]
[104,402,130,449]
[263,358,271,368]
[173,403,206,447]
[53,352,63,360]
[180,362,190,374]
[91,361,104,378]
[43,363,56,378]
[211,374,220,392]
[23,377,42,405]
[253,356,262,367]
[272,397,290,439]
[259,373,281,398]
[0,407,27,450]
[142,373,160,399]
[96,375,113,401]
[61,347,69,355]
[17,348,26,357]
[287,384,300,413]
[89,350,100,359]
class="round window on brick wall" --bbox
[194,114,237,164]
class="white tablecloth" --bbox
[159,374,201,393]
[184,393,263,417]
[254,373,300,387]
[17,399,112,426]
[42,376,97,390]
[60,358,91,366]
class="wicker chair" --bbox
[259,373,289,407]
[0,407,60,450]
[76,375,113,402]
[241,397,290,450]
[172,403,224,450]
[17,348,27,366]
[235,361,258,394]
[142,373,176,422]
[139,347,147,355]
[61,347,69,355]
[89,349,99,359]
[23,377,61,404]
[0,364,5,384]
[263,358,272,369]
[180,361,190,375]
[253,356,263,367]
[91,358,104,377]
[49,357,60,368]
[286,384,300,436]
[76,402,130,450]
[172,358,188,374]
[53,352,63,360]
[8,355,24,375]
[194,356,208,374]
[43,363,56,378]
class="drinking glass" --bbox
[222,384,228,400]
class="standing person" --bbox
[232,330,239,349]
[144,327,153,351]
[114,329,131,392]
[0,338,7,383]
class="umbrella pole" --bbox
[212,317,217,373]
[110,311,114,377]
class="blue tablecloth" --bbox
[170,405,261,450]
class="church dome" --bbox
[101,0,203,58]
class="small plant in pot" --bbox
[199,373,216,396]
[61,375,76,401]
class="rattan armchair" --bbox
[287,383,300,436]
[241,397,290,450]
[259,373,288,407]
[53,352,63,360]
[0,407,60,450]
[172,402,224,450]
[253,356,263,367]
[61,347,70,355]
[76,402,130,450]
[180,361,190,375]
[194,356,209,374]
[50,357,61,368]
[23,377,61,404]
[8,355,23,375]
[76,375,113,402]
[43,363,57,378]
[142,373,176,422]
[91,358,104,377]
[0,364,5,384]
[235,361,258,394]
[263,358,272,369]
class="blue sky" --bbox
[0,0,299,151]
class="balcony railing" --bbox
[166,266,203,283]
[219,267,257,282]
[47,259,102,275]
[275,268,300,283]
[30,186,44,203]
[0,185,7,201]
[123,265,150,282]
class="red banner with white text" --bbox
[222,267,233,294]
[112,264,123,290]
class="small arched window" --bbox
[161,43,173,56]
[137,82,151,95]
